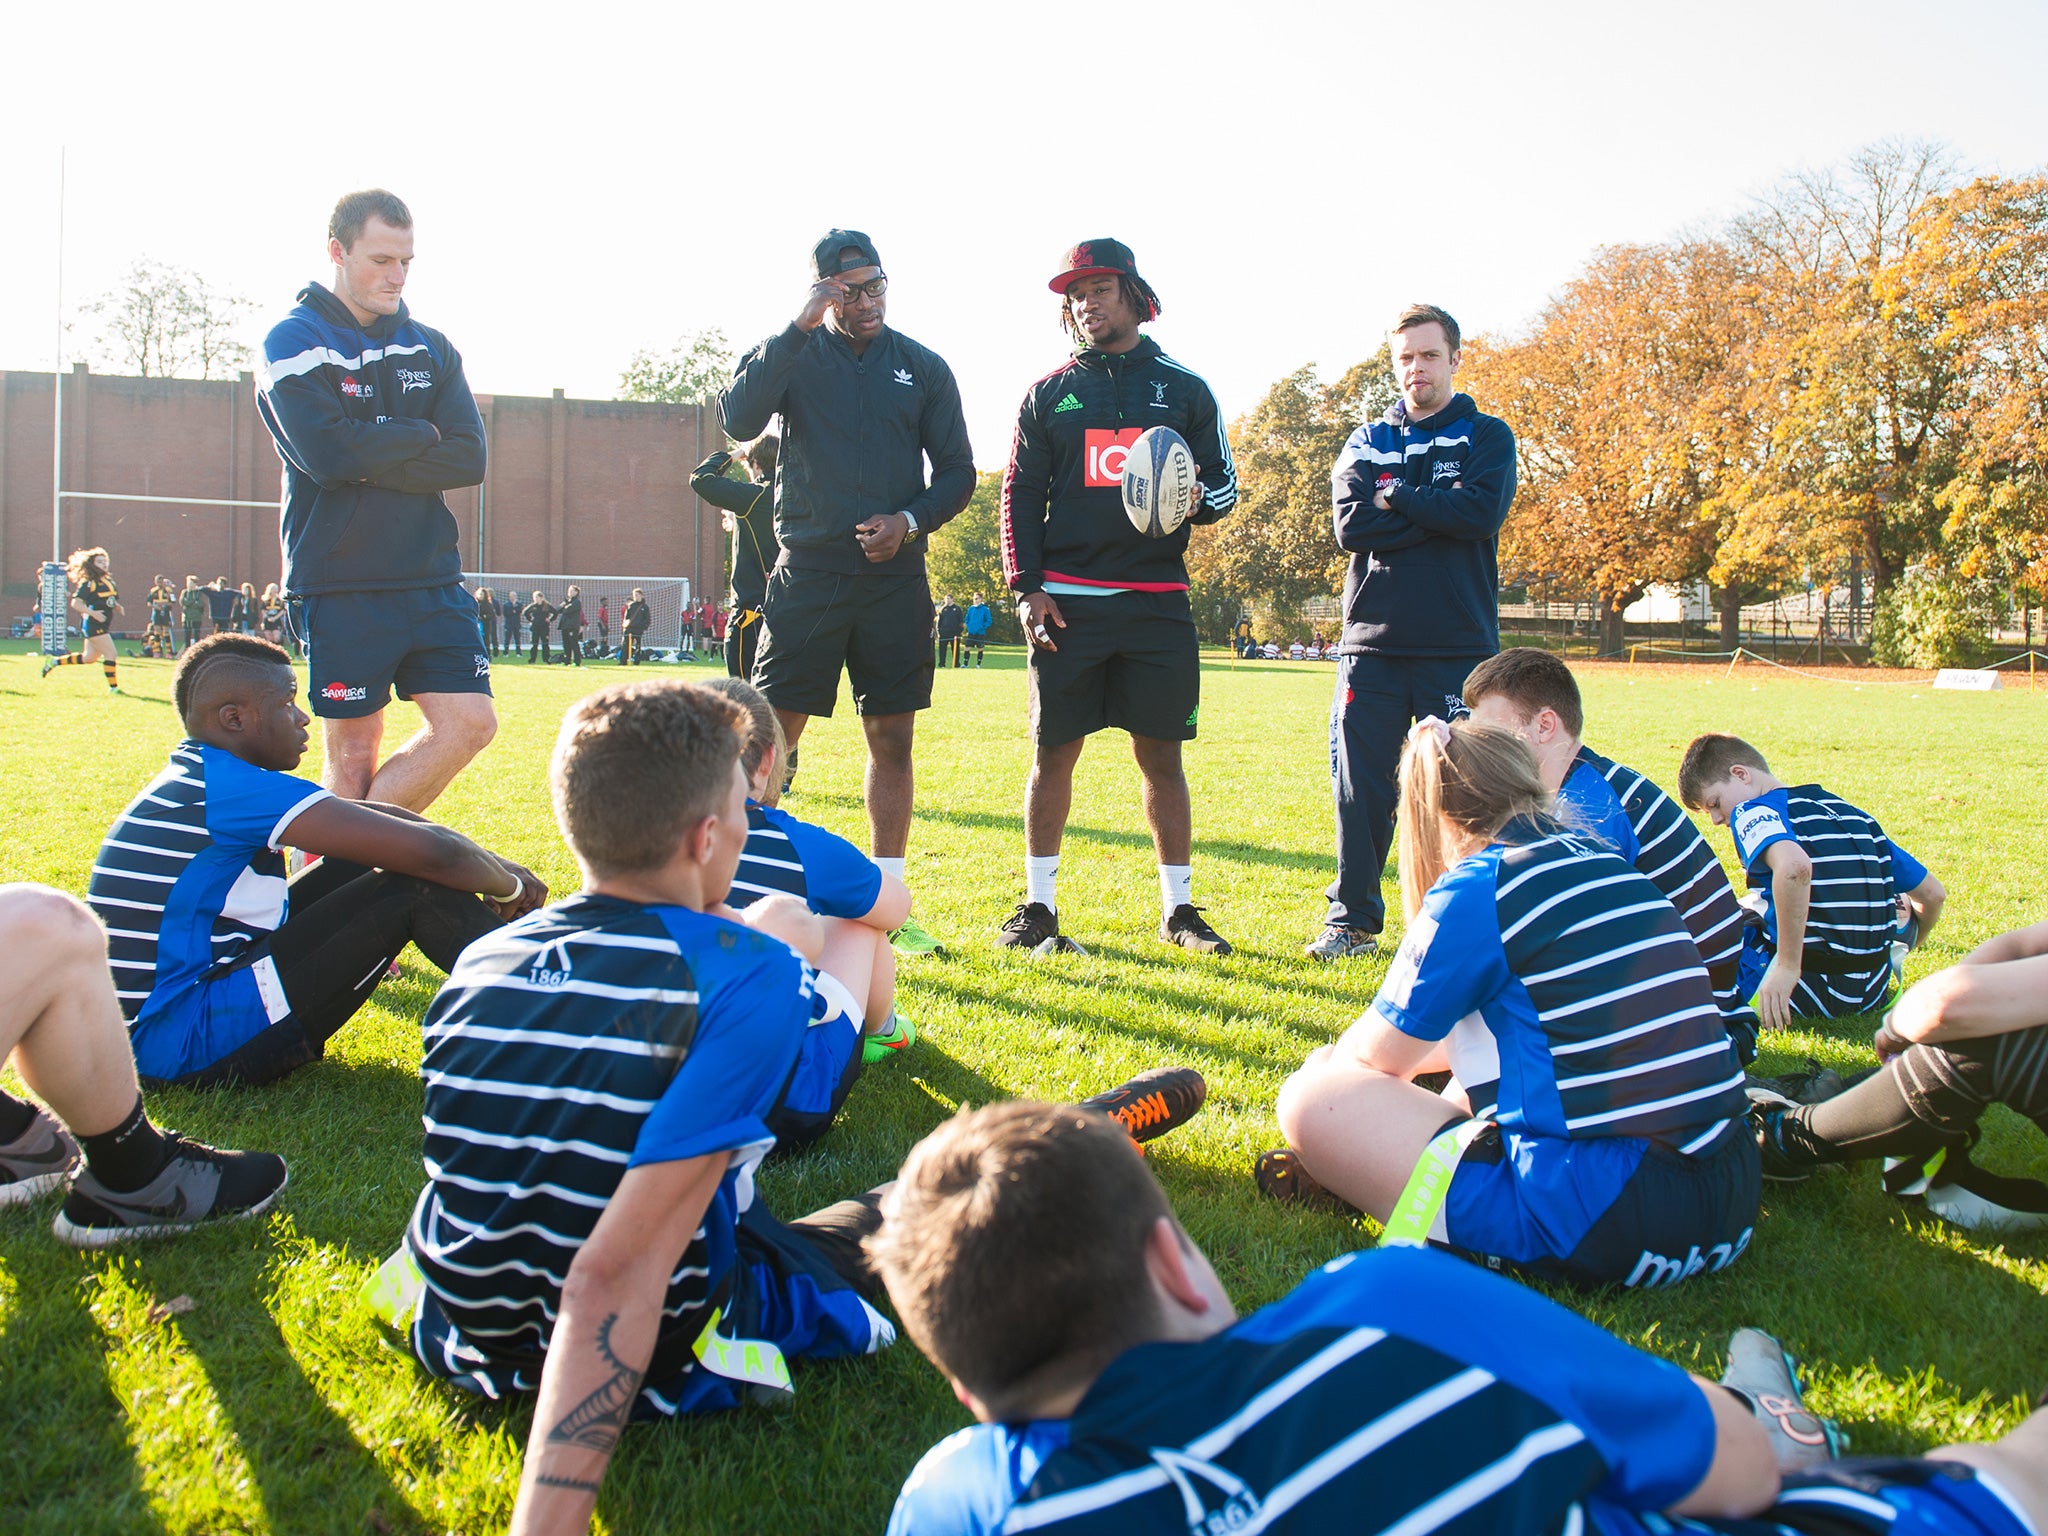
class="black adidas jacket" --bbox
[1002,337,1237,596]
[719,323,974,577]
[689,451,778,611]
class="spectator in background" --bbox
[260,584,287,646]
[557,585,585,667]
[474,587,498,656]
[963,591,991,667]
[595,596,610,659]
[146,577,177,659]
[936,595,965,669]
[523,590,555,665]
[691,433,781,681]
[1289,638,1306,661]
[180,577,206,653]
[206,578,236,636]
[234,582,258,634]
[621,588,651,665]
[501,590,521,656]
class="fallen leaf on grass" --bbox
[145,1295,195,1325]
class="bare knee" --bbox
[433,697,499,757]
[1275,1046,1338,1146]
[862,713,916,768]
[1130,735,1185,782]
[0,884,106,968]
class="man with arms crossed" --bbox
[720,231,974,937]
[1309,304,1516,960]
[256,189,494,811]
[999,239,1238,956]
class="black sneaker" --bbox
[1253,1148,1360,1215]
[0,1109,79,1207]
[1162,904,1232,955]
[1745,1058,1850,1107]
[1079,1068,1207,1150]
[998,901,1060,950]
[1746,1098,1815,1184]
[53,1134,289,1248]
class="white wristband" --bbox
[487,872,523,903]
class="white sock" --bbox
[1159,864,1193,915]
[874,856,907,881]
[1025,855,1059,912]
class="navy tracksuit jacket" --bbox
[1327,391,1516,932]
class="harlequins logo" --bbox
[1053,392,1083,413]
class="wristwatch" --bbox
[900,509,921,540]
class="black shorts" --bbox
[84,616,112,638]
[753,567,932,718]
[299,583,493,719]
[1028,589,1200,746]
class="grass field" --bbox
[2,639,2044,1536]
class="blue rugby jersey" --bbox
[1373,824,1746,1146]
[406,895,821,1407]
[727,802,883,920]
[87,742,330,1027]
[1730,786,1926,1016]
[1562,748,1757,1049]
[887,1245,1714,1536]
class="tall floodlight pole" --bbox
[51,147,66,560]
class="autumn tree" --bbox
[1186,349,1393,637]
[926,471,1018,641]
[81,259,251,379]
[618,328,736,405]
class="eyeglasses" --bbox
[837,275,888,301]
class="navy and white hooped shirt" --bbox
[88,742,330,1029]
[1371,823,1746,1148]
[727,802,883,920]
[887,1245,1715,1535]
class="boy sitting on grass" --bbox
[1678,735,1945,1033]
[872,1099,2048,1536]
[87,634,545,1087]
[1462,649,1760,1059]
[704,677,916,1090]
[400,680,895,1536]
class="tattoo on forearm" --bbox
[545,1313,645,1454]
[535,1473,601,1493]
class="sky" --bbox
[4,0,2045,472]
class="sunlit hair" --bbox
[65,547,109,584]
[1392,302,1461,353]
[867,1101,1173,1415]
[743,432,779,480]
[1678,734,1772,810]
[1397,721,1560,920]
[1061,274,1161,351]
[698,676,785,803]
[549,682,745,878]
[1461,648,1584,738]
[330,188,412,251]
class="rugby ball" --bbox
[1121,426,1199,538]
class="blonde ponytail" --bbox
[1396,720,1559,920]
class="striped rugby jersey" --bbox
[1561,748,1758,1052]
[87,742,330,1027]
[405,895,815,1407]
[728,802,883,919]
[1730,786,1926,1017]
[886,1246,1715,1536]
[1373,824,1746,1146]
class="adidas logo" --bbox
[1052,393,1083,413]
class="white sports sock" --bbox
[1159,864,1193,916]
[1025,855,1059,912]
[874,856,907,881]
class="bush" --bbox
[1869,569,1997,668]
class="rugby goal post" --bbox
[466,573,694,658]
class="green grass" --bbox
[2,641,2044,1534]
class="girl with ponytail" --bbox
[1267,718,1760,1291]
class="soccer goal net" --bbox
[465,573,695,658]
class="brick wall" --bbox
[0,367,726,613]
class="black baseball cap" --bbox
[1047,237,1143,294]
[812,229,883,280]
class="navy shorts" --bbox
[754,567,932,718]
[1027,589,1200,746]
[1595,1460,2035,1536]
[299,584,493,719]
[1443,1122,1760,1290]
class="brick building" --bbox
[0,366,729,613]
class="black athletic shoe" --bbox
[0,1109,79,1207]
[1162,904,1232,955]
[781,745,800,798]
[52,1134,289,1248]
[1079,1067,1207,1149]
[1253,1148,1360,1215]
[1746,1099,1815,1184]
[1745,1058,1849,1107]
[998,901,1060,950]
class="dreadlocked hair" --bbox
[1061,274,1162,349]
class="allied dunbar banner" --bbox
[39,561,68,657]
